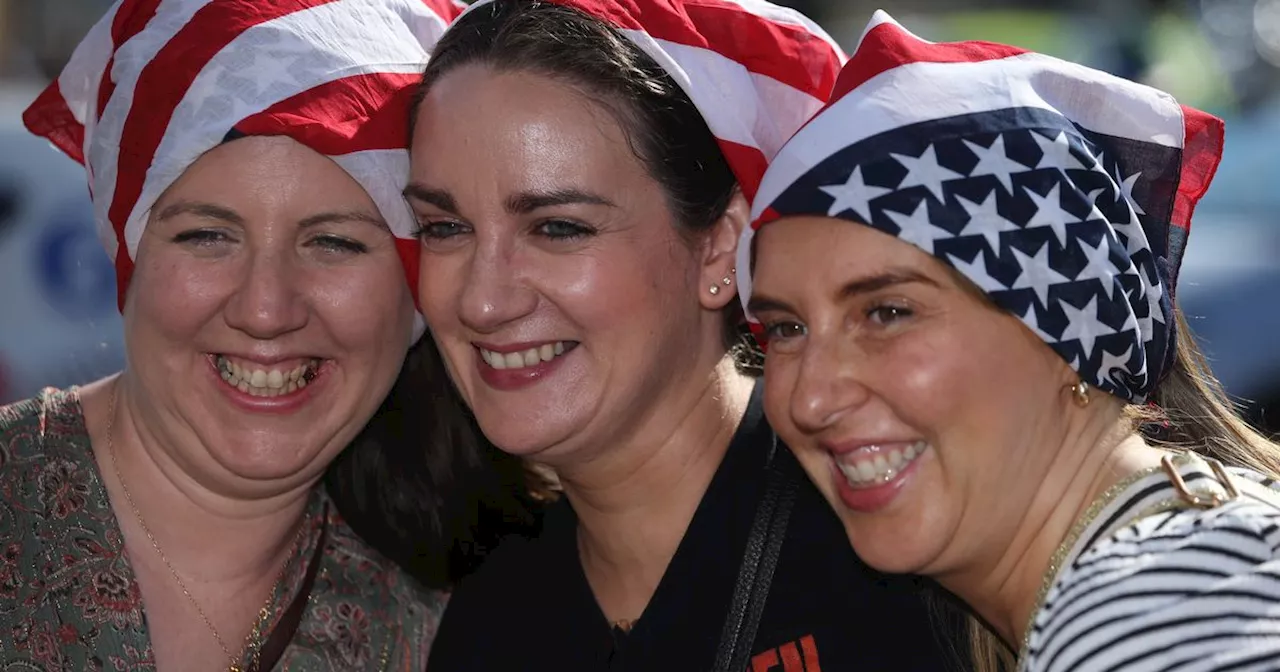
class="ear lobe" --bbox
[699,188,750,310]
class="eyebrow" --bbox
[747,268,939,315]
[155,201,244,225]
[156,200,386,230]
[402,183,616,216]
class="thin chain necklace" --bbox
[105,384,306,672]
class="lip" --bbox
[206,355,326,414]
[473,341,575,392]
[218,351,323,367]
[825,442,926,514]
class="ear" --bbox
[698,188,750,311]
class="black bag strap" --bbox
[250,501,329,672]
[712,435,799,672]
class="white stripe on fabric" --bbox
[85,0,215,262]
[329,149,415,239]
[750,51,1186,223]
[121,0,445,257]
[621,31,826,158]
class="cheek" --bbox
[310,265,415,350]
[124,250,231,342]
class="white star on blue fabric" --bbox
[885,198,952,254]
[890,145,964,202]
[1074,235,1119,299]
[1024,182,1083,249]
[820,165,890,221]
[1144,279,1166,328]
[1033,130,1091,171]
[1020,304,1056,342]
[1115,167,1147,215]
[1110,215,1149,256]
[1058,295,1118,357]
[956,190,1021,252]
[1010,241,1072,308]
[1098,344,1133,385]
[948,250,1009,293]
[962,135,1028,194]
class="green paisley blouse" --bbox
[0,388,447,671]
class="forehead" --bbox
[153,136,376,217]
[408,65,650,194]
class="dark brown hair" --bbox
[411,0,760,366]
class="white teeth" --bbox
[836,443,930,488]
[215,356,318,398]
[479,341,572,371]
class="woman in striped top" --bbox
[741,11,1280,672]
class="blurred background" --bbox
[0,0,1277,434]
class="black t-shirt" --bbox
[428,384,970,671]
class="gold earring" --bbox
[1070,380,1091,408]
[709,284,721,296]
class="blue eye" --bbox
[415,220,470,240]
[172,229,232,245]
[310,235,368,254]
[536,219,594,240]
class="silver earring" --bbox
[722,275,732,286]
[709,284,721,296]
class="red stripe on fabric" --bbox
[234,73,419,155]
[718,140,768,202]
[831,22,1029,101]
[395,237,421,307]
[1171,104,1224,234]
[550,0,841,102]
[22,81,87,166]
[98,0,165,117]
[108,0,339,262]
[424,0,468,21]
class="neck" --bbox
[85,376,313,584]
[940,414,1165,649]
[561,360,755,622]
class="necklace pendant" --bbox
[229,665,242,672]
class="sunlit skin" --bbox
[406,64,753,624]
[80,135,415,671]
[750,215,1163,644]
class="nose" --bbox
[456,236,538,334]
[222,246,309,339]
[789,334,872,436]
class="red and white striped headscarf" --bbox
[460,0,848,200]
[23,0,465,323]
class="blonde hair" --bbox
[967,308,1280,672]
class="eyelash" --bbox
[866,302,913,325]
[413,219,597,241]
[170,230,367,254]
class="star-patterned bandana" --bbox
[23,0,466,325]
[738,11,1225,403]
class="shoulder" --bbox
[0,388,83,457]
[297,504,450,668]
[1027,491,1280,672]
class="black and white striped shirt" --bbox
[1022,457,1280,671]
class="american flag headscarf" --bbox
[739,11,1226,403]
[22,0,465,333]
[458,0,848,201]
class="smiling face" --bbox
[407,65,737,463]
[123,135,415,494]
[750,216,1074,576]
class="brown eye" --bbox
[867,304,913,325]
[764,320,806,342]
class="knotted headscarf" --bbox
[739,11,1225,403]
[23,0,465,334]
[458,0,848,200]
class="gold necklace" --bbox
[105,384,305,672]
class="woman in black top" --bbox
[405,1,970,669]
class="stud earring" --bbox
[722,275,732,286]
[709,284,721,296]
[1070,380,1091,408]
